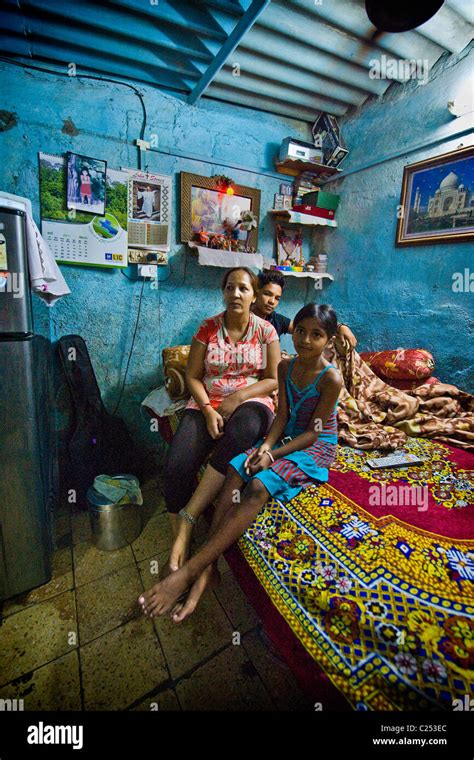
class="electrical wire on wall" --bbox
[0,57,147,170]
[0,56,153,415]
[112,275,146,416]
[1,56,242,297]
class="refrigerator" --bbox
[0,195,55,601]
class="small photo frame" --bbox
[280,182,293,196]
[66,152,107,215]
[274,193,285,210]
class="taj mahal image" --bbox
[412,171,473,222]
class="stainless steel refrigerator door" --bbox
[0,337,52,600]
[0,207,32,337]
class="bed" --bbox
[142,343,474,710]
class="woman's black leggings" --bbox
[164,402,273,514]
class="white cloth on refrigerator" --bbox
[25,213,70,306]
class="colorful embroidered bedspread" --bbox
[238,439,474,710]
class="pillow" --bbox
[360,349,435,381]
[162,345,191,400]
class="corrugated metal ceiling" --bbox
[0,0,472,122]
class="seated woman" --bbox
[139,303,342,622]
[162,266,281,574]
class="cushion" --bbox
[162,345,191,400]
[360,348,435,381]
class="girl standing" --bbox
[139,303,342,621]
[79,169,92,205]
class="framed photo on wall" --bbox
[180,172,261,249]
[66,152,107,216]
[396,145,473,246]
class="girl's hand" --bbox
[244,444,272,475]
[203,407,224,439]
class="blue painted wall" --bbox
[1,46,472,478]
[317,46,473,392]
[0,62,314,475]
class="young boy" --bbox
[251,271,293,337]
[252,270,357,347]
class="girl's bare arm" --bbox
[271,368,342,460]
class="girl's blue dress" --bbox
[230,359,338,503]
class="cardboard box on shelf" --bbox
[279,137,323,163]
[292,205,335,220]
[298,190,340,211]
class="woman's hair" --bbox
[293,303,338,339]
[257,270,285,291]
[221,267,259,294]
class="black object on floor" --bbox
[56,334,143,509]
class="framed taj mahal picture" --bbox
[396,145,473,246]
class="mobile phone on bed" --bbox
[366,453,425,469]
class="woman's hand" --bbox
[216,392,242,421]
[203,407,225,439]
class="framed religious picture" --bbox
[180,172,261,250]
[126,170,172,251]
[396,145,474,246]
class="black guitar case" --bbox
[56,335,143,510]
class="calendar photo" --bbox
[66,152,107,215]
[39,152,128,267]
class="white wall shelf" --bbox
[262,259,333,290]
[188,242,263,269]
[269,210,337,227]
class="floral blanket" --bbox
[327,337,474,452]
[237,439,474,710]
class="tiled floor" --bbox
[0,481,310,711]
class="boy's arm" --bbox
[337,323,357,347]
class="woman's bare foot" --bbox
[168,515,195,571]
[138,565,192,618]
[169,563,221,624]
